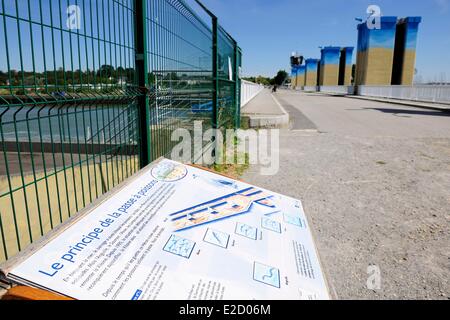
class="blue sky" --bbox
[199,0,450,81]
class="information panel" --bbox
[2,159,330,300]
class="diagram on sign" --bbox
[253,262,281,288]
[261,217,281,233]
[151,161,188,182]
[283,214,303,228]
[235,222,258,240]
[203,229,230,248]
[163,235,196,259]
[255,198,276,208]
[169,187,277,232]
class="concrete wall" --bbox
[319,86,355,95]
[241,80,264,107]
[357,85,450,104]
[392,17,422,85]
[303,86,318,92]
[305,59,320,87]
[339,47,354,85]
[320,47,341,86]
[296,65,306,88]
[356,17,398,85]
[290,67,297,89]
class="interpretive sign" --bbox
[0,159,330,300]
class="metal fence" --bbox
[0,0,241,263]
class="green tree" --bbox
[117,66,125,76]
[242,76,256,82]
[255,76,271,85]
[98,64,115,78]
[0,71,7,85]
[125,68,135,83]
[273,70,288,86]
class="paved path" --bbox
[242,89,286,115]
[243,90,450,299]
[241,89,289,128]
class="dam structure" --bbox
[319,47,341,86]
[305,59,320,88]
[355,16,398,85]
[392,17,422,85]
[296,65,306,89]
[339,47,354,86]
[290,67,298,88]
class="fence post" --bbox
[234,45,241,129]
[212,16,219,130]
[195,0,219,129]
[135,0,151,167]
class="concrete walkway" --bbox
[241,89,289,128]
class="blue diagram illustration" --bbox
[163,235,196,258]
[283,214,303,227]
[203,229,230,248]
[261,217,281,233]
[169,187,276,232]
[255,196,277,208]
[253,262,280,288]
[235,222,258,240]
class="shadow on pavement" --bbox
[361,108,450,117]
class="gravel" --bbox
[242,92,450,300]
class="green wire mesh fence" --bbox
[216,25,237,129]
[0,0,241,263]
[145,0,215,160]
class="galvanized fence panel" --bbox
[0,0,241,263]
[0,0,142,263]
[144,0,215,161]
[235,47,242,128]
[216,25,237,129]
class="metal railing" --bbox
[356,85,450,104]
[0,0,241,263]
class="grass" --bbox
[213,156,249,179]
[212,135,250,179]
